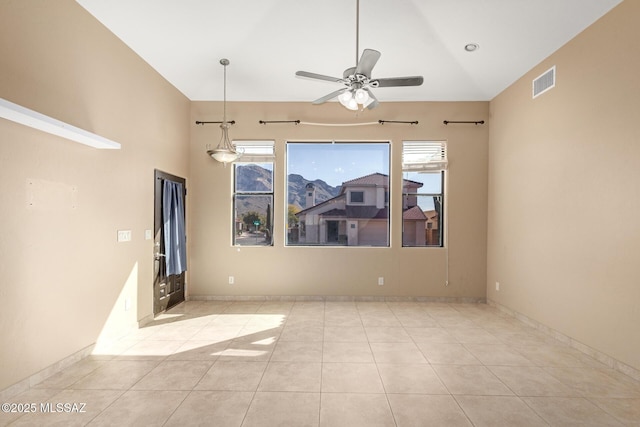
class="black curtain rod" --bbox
[259,120,300,125]
[195,120,236,125]
[443,120,485,125]
[378,120,418,125]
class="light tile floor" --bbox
[2,301,640,426]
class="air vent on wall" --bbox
[533,66,556,98]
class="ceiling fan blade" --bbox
[354,49,381,77]
[296,71,343,83]
[343,66,356,79]
[375,76,424,87]
[312,88,347,104]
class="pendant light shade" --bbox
[206,58,242,163]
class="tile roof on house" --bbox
[341,173,423,190]
[316,206,388,220]
[294,194,346,216]
[403,205,428,220]
[342,173,389,187]
[318,208,347,218]
[296,173,427,218]
[345,206,389,220]
[424,209,439,220]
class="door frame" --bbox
[154,169,187,315]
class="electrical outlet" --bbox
[124,297,131,311]
[228,276,235,285]
[496,281,500,291]
[378,277,384,286]
[117,230,132,242]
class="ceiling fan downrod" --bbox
[355,0,360,66]
[294,0,423,110]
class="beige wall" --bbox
[189,100,489,299]
[2,0,634,398]
[0,0,190,391]
[487,0,640,371]
[5,0,634,398]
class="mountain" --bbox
[234,165,340,214]
[236,164,273,192]
[287,174,340,209]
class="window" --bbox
[286,141,390,247]
[350,191,364,203]
[401,141,447,247]
[232,141,275,246]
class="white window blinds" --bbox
[402,141,448,172]
[233,140,275,162]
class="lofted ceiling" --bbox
[76,0,622,103]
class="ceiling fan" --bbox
[295,0,424,111]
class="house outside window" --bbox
[286,141,390,247]
[232,141,275,246]
[401,141,447,247]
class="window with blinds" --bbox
[402,140,447,172]
[233,140,275,163]
[401,141,446,247]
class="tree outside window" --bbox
[233,162,273,246]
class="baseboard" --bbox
[137,313,155,328]
[188,295,487,303]
[488,299,640,382]
[0,343,95,402]
[1,316,149,401]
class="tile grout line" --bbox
[5,301,639,426]
[318,301,325,427]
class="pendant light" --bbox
[206,58,243,163]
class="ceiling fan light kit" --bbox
[206,58,243,163]
[338,87,373,110]
[296,0,423,111]
[338,90,357,110]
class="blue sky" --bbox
[282,142,443,212]
[286,142,390,187]
[285,142,441,194]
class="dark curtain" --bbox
[433,196,442,219]
[163,180,187,275]
[434,195,443,246]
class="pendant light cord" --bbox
[223,61,227,123]
[220,58,230,124]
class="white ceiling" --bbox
[76,0,621,103]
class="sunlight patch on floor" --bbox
[92,308,286,358]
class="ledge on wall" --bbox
[0,98,121,149]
